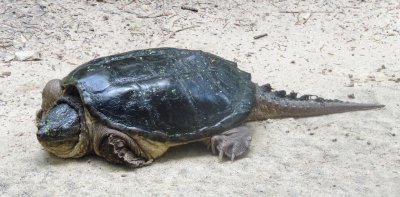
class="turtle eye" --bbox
[37,103,81,154]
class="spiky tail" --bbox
[247,84,384,121]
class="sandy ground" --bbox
[0,0,399,196]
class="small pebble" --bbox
[346,82,354,87]
[377,65,386,72]
[347,94,355,99]
[332,138,337,142]
[14,51,41,61]
[121,174,127,177]
[309,133,314,136]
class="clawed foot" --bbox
[210,127,252,161]
[99,134,153,168]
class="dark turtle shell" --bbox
[62,48,256,142]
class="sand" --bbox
[0,0,399,196]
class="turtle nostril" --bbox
[36,132,44,139]
[37,125,51,141]
[36,128,47,140]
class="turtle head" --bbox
[37,100,90,158]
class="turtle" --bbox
[36,48,384,168]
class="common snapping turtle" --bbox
[36,48,383,167]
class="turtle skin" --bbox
[61,48,256,142]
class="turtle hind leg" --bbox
[99,134,153,168]
[210,125,252,161]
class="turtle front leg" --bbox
[93,124,153,168]
[210,125,252,161]
[99,134,153,168]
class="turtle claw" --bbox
[219,148,224,161]
[210,126,252,161]
[230,153,235,161]
[122,149,153,168]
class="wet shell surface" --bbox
[62,48,256,142]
